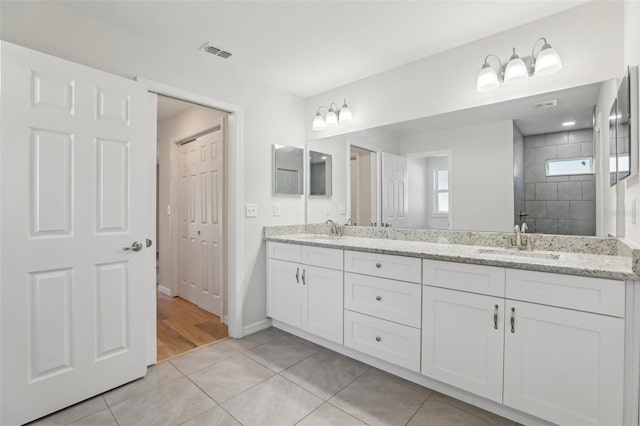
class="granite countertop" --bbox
[266,233,637,280]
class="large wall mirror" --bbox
[273,144,304,195]
[307,71,638,236]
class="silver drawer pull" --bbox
[376,296,382,301]
[493,304,499,330]
[375,263,382,268]
[375,336,381,342]
[510,307,515,333]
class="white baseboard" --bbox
[241,318,272,337]
[157,285,171,296]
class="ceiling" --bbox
[57,0,589,98]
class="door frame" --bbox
[138,78,244,346]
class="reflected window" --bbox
[434,169,449,214]
[546,157,594,176]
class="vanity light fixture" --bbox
[312,99,352,131]
[477,37,562,92]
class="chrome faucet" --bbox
[513,223,531,250]
[325,219,338,236]
[345,218,354,226]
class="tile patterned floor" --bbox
[29,328,517,426]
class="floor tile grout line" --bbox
[432,393,507,425]
[102,395,121,426]
[292,401,327,425]
[404,392,431,426]
[325,400,373,425]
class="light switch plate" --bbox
[273,203,281,217]
[245,203,258,217]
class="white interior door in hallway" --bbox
[381,152,408,228]
[0,42,154,425]
[178,126,224,317]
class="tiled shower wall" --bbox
[523,128,595,235]
[513,124,525,227]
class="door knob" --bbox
[123,241,143,252]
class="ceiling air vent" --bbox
[204,44,232,59]
[532,99,558,109]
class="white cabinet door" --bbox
[503,300,624,426]
[302,266,343,344]
[422,287,504,402]
[268,259,303,327]
[1,42,152,425]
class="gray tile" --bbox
[581,141,594,156]
[569,174,595,181]
[560,219,596,236]
[68,410,116,426]
[330,370,428,426]
[570,201,596,220]
[181,406,241,426]
[524,134,546,147]
[245,335,318,372]
[367,368,432,397]
[524,183,535,201]
[222,375,323,426]
[426,393,515,426]
[224,328,284,352]
[582,181,595,201]
[535,182,557,201]
[524,165,545,183]
[171,340,239,375]
[546,201,570,219]
[569,129,593,144]
[557,143,581,159]
[103,362,183,406]
[297,403,367,426]
[408,396,502,426]
[281,350,369,400]
[189,354,275,403]
[534,145,557,164]
[545,132,569,146]
[110,377,215,426]
[29,396,107,426]
[524,201,546,219]
[545,175,569,182]
[524,148,535,166]
[558,182,582,201]
[535,219,558,234]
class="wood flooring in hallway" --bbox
[156,292,228,362]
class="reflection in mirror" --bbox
[309,151,332,196]
[306,79,632,236]
[273,144,303,195]
[350,146,378,226]
[609,100,618,187]
[617,68,631,181]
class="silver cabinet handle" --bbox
[301,269,306,285]
[376,296,382,301]
[493,304,499,330]
[510,307,515,333]
[375,336,381,342]
[375,263,382,268]
[123,241,143,252]
[295,267,300,284]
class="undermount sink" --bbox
[475,248,560,261]
[298,234,346,241]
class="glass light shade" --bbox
[339,104,352,123]
[476,64,500,92]
[534,45,562,77]
[312,112,325,131]
[325,108,338,127]
[504,54,528,83]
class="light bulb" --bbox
[534,44,562,77]
[312,112,325,131]
[504,49,528,83]
[476,63,500,92]
[339,100,352,123]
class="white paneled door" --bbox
[0,42,153,425]
[381,152,407,228]
[178,127,224,316]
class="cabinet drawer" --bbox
[268,241,301,263]
[344,310,421,371]
[506,269,625,317]
[344,273,421,327]
[344,251,421,283]
[423,260,505,297]
[301,245,343,270]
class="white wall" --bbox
[306,1,623,140]
[0,2,306,331]
[399,120,514,232]
[622,0,640,245]
[156,105,228,299]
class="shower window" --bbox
[546,157,594,177]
